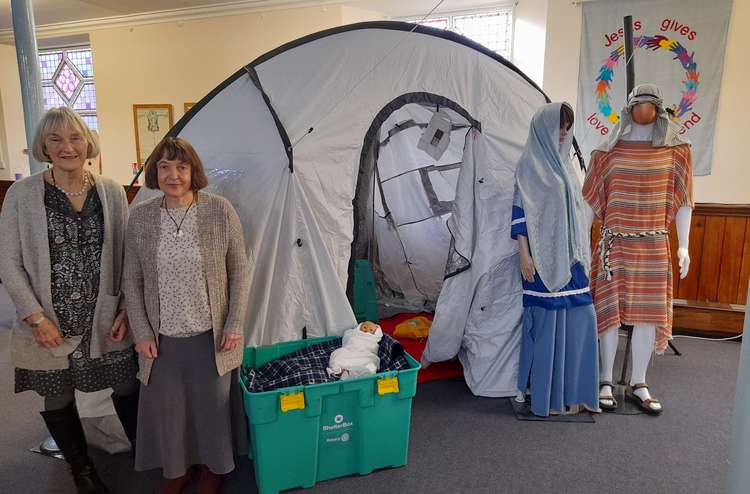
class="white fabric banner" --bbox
[576,0,732,176]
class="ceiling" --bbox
[0,0,503,31]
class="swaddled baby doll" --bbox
[327,321,382,380]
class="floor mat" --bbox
[378,312,464,384]
[510,398,596,422]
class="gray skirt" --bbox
[134,331,248,479]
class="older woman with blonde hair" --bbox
[123,136,250,494]
[0,107,138,494]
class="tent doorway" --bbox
[351,93,481,315]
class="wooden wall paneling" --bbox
[738,218,750,305]
[673,302,745,336]
[0,180,12,210]
[717,216,748,303]
[696,216,726,301]
[678,214,706,300]
[125,185,140,204]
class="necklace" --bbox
[162,195,195,238]
[51,168,90,197]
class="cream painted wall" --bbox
[513,0,548,86]
[542,0,750,204]
[91,5,344,184]
[0,43,27,180]
[341,5,384,23]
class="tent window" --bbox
[408,8,514,59]
[419,164,461,217]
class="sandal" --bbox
[599,381,618,412]
[625,383,663,416]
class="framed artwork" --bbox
[133,104,173,165]
[184,102,196,113]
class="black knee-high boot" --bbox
[111,390,139,453]
[40,402,109,494]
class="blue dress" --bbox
[511,206,599,416]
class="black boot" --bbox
[40,402,109,494]
[111,390,139,453]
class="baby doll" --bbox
[328,321,382,380]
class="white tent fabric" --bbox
[422,129,524,396]
[134,22,548,396]
[373,104,469,309]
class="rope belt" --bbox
[599,226,668,280]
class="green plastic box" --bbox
[352,259,379,323]
[240,336,419,494]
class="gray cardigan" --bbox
[0,172,131,370]
[122,192,250,384]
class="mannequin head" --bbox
[559,103,574,144]
[631,102,658,125]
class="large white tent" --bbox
[138,21,557,397]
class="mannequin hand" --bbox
[519,253,536,283]
[677,247,690,279]
[109,310,129,342]
[135,339,158,359]
[31,318,64,348]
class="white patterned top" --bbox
[156,204,212,337]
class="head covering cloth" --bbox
[515,102,591,292]
[595,83,689,152]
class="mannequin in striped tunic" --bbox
[582,84,694,415]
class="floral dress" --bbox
[14,182,137,397]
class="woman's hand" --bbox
[30,318,63,348]
[109,310,129,342]
[219,332,242,352]
[135,339,158,359]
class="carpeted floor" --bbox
[0,286,739,494]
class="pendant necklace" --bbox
[51,168,90,197]
[162,195,194,238]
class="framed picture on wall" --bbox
[184,102,196,113]
[133,104,173,165]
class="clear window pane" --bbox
[452,11,513,58]
[416,18,449,30]
[408,9,513,57]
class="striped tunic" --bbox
[582,142,693,352]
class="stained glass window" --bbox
[43,85,65,109]
[412,8,514,59]
[38,46,98,131]
[67,49,94,77]
[39,52,62,81]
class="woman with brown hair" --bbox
[0,107,138,494]
[123,136,250,494]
